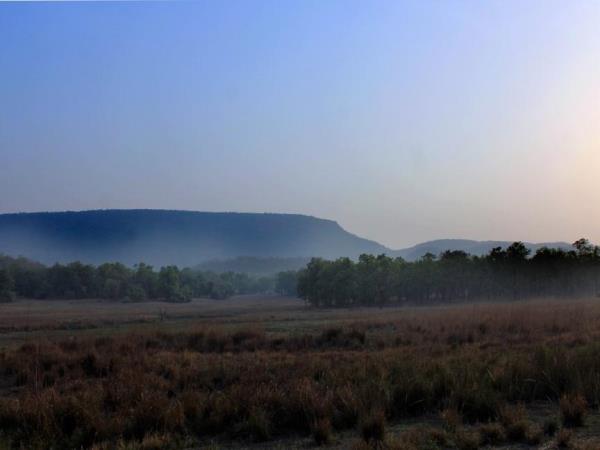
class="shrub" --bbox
[456,387,500,423]
[180,391,203,424]
[505,420,529,442]
[556,428,573,448]
[359,410,385,443]
[129,391,171,439]
[81,352,100,376]
[162,401,185,432]
[312,417,332,446]
[440,408,461,432]
[498,403,530,441]
[478,422,504,445]
[0,398,19,430]
[498,403,526,427]
[245,408,271,442]
[543,418,559,436]
[560,393,587,427]
[525,424,543,445]
[0,289,15,303]
[231,329,264,347]
[454,429,481,450]
[332,385,360,429]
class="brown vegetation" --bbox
[1,298,600,448]
[560,393,588,427]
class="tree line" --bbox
[0,255,298,303]
[3,239,598,306]
[296,239,600,307]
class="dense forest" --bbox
[2,239,599,306]
[0,255,297,302]
[296,239,600,307]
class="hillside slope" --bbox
[0,210,388,266]
[0,210,575,267]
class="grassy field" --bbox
[0,295,304,348]
[2,296,600,449]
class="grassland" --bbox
[2,296,600,449]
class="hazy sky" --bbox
[1,1,599,248]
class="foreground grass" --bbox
[1,299,600,448]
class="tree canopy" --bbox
[297,240,600,307]
[0,254,283,302]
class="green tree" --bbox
[158,266,191,302]
[0,268,15,302]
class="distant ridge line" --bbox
[0,209,575,266]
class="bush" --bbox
[556,428,573,448]
[359,410,385,443]
[560,393,587,427]
[126,285,147,302]
[165,286,192,303]
[478,423,504,445]
[440,408,461,433]
[505,420,529,442]
[312,417,332,446]
[498,403,529,441]
[0,289,15,303]
[543,418,558,436]
[456,387,500,423]
[454,429,481,450]
[0,398,20,430]
[245,408,271,442]
[0,269,15,303]
[525,424,543,445]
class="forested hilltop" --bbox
[297,239,600,307]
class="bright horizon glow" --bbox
[0,1,599,248]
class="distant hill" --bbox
[391,239,573,261]
[0,210,388,266]
[0,210,576,268]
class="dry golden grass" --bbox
[1,296,600,448]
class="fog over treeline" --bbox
[2,240,599,307]
[0,255,298,303]
[195,256,310,275]
[297,240,600,307]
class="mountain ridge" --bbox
[0,209,387,266]
[0,209,574,267]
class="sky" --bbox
[0,1,599,249]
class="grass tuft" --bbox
[560,393,587,427]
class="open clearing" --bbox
[2,295,597,345]
[0,295,303,347]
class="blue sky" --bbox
[0,1,598,248]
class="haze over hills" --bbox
[0,209,573,269]
[0,210,387,267]
[391,239,573,262]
